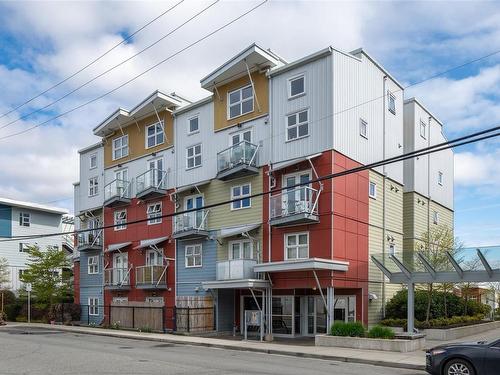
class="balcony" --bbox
[269,186,320,227]
[216,259,257,281]
[135,265,168,289]
[104,267,131,290]
[77,230,102,252]
[216,140,259,181]
[172,210,209,240]
[104,179,131,207]
[136,169,167,200]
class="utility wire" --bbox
[0,0,185,121]
[0,0,220,131]
[2,123,500,242]
[0,0,269,142]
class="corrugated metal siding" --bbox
[78,146,104,213]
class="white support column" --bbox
[327,287,334,330]
[407,282,415,334]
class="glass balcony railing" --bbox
[270,186,319,220]
[217,140,258,173]
[104,267,130,287]
[77,231,102,248]
[216,259,257,281]
[136,169,167,195]
[104,179,131,202]
[173,210,208,234]
[135,265,167,287]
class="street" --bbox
[0,327,425,375]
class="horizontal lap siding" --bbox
[79,250,104,324]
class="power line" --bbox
[0,0,269,142]
[0,0,185,121]
[2,122,499,243]
[0,0,220,131]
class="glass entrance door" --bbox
[302,296,327,336]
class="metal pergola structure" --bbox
[371,246,500,334]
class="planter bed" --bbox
[315,334,426,353]
[423,320,500,341]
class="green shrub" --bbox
[367,325,395,339]
[381,314,486,330]
[138,326,152,333]
[330,321,365,337]
[380,318,406,328]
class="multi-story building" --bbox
[73,43,454,337]
[0,197,68,292]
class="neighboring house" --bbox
[74,43,454,336]
[0,197,68,293]
[454,285,498,313]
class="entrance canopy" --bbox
[254,258,349,273]
[202,279,271,290]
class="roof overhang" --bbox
[133,236,169,250]
[93,91,183,137]
[200,44,285,91]
[0,197,68,215]
[105,242,132,253]
[202,279,271,290]
[254,258,349,273]
[219,223,261,239]
[269,152,322,173]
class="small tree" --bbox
[19,245,72,309]
[0,257,9,289]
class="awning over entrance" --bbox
[202,279,271,290]
[254,258,349,273]
[133,236,169,250]
[268,153,322,173]
[105,242,131,253]
[218,223,261,239]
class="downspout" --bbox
[381,76,388,317]
[268,73,273,266]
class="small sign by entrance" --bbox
[26,283,32,292]
[244,310,263,341]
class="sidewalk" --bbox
[1,322,426,371]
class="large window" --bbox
[228,85,253,119]
[186,144,202,169]
[285,233,309,260]
[286,109,309,141]
[185,244,202,268]
[88,297,99,316]
[146,122,164,148]
[188,116,199,134]
[231,183,251,210]
[229,240,253,259]
[114,210,127,230]
[112,135,128,160]
[19,212,30,227]
[89,153,97,169]
[288,74,305,98]
[147,202,162,225]
[88,256,98,274]
[88,177,98,197]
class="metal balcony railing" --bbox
[173,210,209,233]
[104,267,131,287]
[77,230,102,248]
[270,186,319,219]
[216,259,257,281]
[136,169,167,195]
[104,179,131,202]
[135,265,167,287]
[217,140,259,173]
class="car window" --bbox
[489,340,500,348]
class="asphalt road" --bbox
[0,326,425,375]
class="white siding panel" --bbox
[77,145,104,213]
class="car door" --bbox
[484,340,500,375]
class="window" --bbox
[19,243,29,252]
[228,85,253,119]
[19,212,30,227]
[147,202,162,225]
[433,211,439,225]
[146,122,164,148]
[229,240,253,259]
[146,296,164,304]
[438,171,443,186]
[112,297,128,304]
[286,109,309,141]
[188,116,199,134]
[359,118,368,138]
[88,297,99,316]
[369,181,377,199]
[112,135,128,160]
[231,183,251,210]
[231,129,251,146]
[288,74,305,98]
[285,233,309,260]
[388,244,396,256]
[88,177,98,197]
[186,144,202,169]
[185,244,202,268]
[18,269,24,279]
[114,210,127,230]
[88,256,98,274]
[89,153,97,169]
[388,91,396,114]
[420,120,426,139]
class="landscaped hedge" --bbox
[330,321,395,339]
[367,325,395,339]
[381,314,486,329]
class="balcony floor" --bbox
[172,229,209,240]
[269,212,319,227]
[105,285,131,291]
[216,164,259,181]
[136,187,167,201]
[136,284,168,290]
[104,196,131,208]
[77,244,102,252]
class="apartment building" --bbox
[0,197,68,292]
[73,43,454,336]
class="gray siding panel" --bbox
[79,250,104,324]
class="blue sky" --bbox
[0,1,499,246]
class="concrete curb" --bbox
[2,323,425,371]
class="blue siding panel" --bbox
[176,234,217,296]
[0,204,12,238]
[79,250,104,324]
